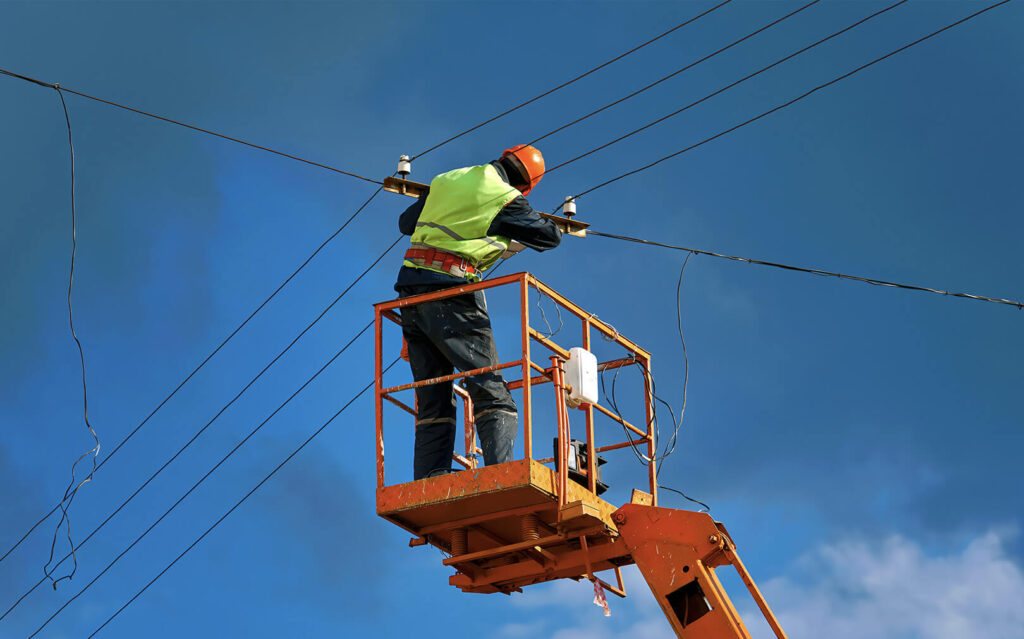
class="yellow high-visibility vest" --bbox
[404,164,518,280]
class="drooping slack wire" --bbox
[565,0,1015,200]
[0,186,385,571]
[602,353,710,511]
[42,86,101,590]
[86,359,402,639]
[544,0,909,177]
[590,230,1024,310]
[2,234,403,623]
[656,252,695,466]
[0,68,381,186]
[411,0,734,160]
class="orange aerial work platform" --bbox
[373,272,787,638]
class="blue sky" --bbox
[1,1,1022,637]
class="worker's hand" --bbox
[501,240,527,260]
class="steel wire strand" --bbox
[42,85,102,589]
[0,186,385,569]
[567,0,1014,201]
[661,484,711,512]
[526,0,821,148]
[411,0,733,160]
[543,0,909,179]
[599,339,711,511]
[600,359,652,467]
[656,252,695,467]
[590,230,1024,310]
[535,288,564,338]
[1,235,402,623]
[85,358,401,638]
[599,349,675,469]
[27,325,385,638]
[0,68,381,185]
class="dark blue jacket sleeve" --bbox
[398,190,429,236]
[487,196,562,251]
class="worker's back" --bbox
[405,163,520,276]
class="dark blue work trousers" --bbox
[398,286,517,480]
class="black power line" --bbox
[87,359,401,638]
[0,68,382,186]
[1,235,401,622]
[590,230,1023,310]
[411,0,733,160]
[0,187,385,570]
[28,327,389,638]
[544,0,909,177]
[568,0,1014,201]
[5,0,1015,628]
[526,0,822,148]
[2,11,720,574]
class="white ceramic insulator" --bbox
[397,155,412,176]
[563,197,577,217]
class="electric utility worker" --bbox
[396,145,561,480]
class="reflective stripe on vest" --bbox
[404,164,517,280]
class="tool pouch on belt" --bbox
[404,245,478,279]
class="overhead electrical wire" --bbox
[590,230,1023,309]
[526,0,822,148]
[0,0,750,564]
[0,186,387,570]
[0,4,789,574]
[0,72,394,573]
[84,359,401,638]
[0,0,732,581]
[27,326,391,638]
[0,68,381,186]
[1,235,402,622]
[0,2,743,618]
[3,0,1015,629]
[565,0,1014,202]
[543,0,1021,508]
[411,0,734,160]
[543,0,909,178]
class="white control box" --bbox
[565,347,599,406]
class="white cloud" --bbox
[505,530,1024,639]
[749,529,1024,639]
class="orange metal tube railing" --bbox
[373,272,657,503]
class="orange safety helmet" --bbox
[502,145,545,196]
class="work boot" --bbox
[425,468,461,478]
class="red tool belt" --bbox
[404,247,477,278]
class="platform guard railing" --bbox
[374,271,658,507]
